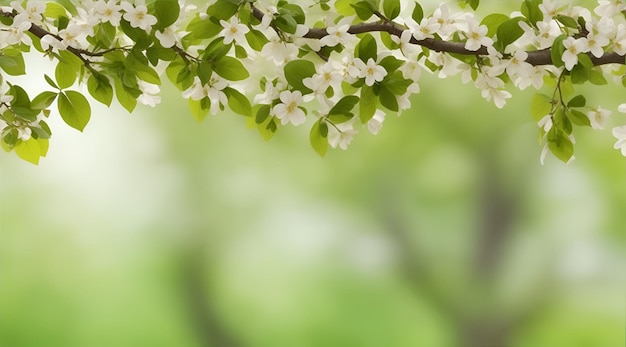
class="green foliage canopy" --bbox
[2,0,626,164]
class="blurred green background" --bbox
[2,1,626,346]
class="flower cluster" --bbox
[2,0,626,164]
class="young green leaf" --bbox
[495,17,524,51]
[87,73,114,106]
[359,85,377,122]
[382,0,401,20]
[329,95,359,116]
[567,109,591,127]
[14,138,41,165]
[153,0,180,30]
[530,93,553,122]
[58,91,91,131]
[284,59,316,93]
[213,56,250,81]
[355,33,378,62]
[567,95,586,108]
[310,119,329,157]
[225,87,252,116]
[31,91,58,110]
[189,98,209,122]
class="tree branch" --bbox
[251,5,626,67]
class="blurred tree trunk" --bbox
[385,155,551,347]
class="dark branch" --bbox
[251,5,626,67]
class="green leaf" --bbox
[255,104,271,124]
[189,98,209,122]
[548,129,574,163]
[351,0,377,20]
[577,52,593,68]
[45,2,68,18]
[589,69,608,85]
[570,62,589,84]
[310,119,328,157]
[245,29,269,51]
[412,2,424,22]
[495,17,525,51]
[87,73,114,106]
[197,60,213,85]
[567,109,591,127]
[567,95,586,108]
[153,0,180,29]
[480,13,509,38]
[550,34,567,67]
[31,91,58,110]
[274,14,298,34]
[284,59,316,93]
[355,33,377,62]
[329,95,359,116]
[378,55,404,74]
[521,0,543,24]
[44,75,59,89]
[335,0,356,16]
[225,87,251,116]
[555,15,578,29]
[279,3,306,24]
[530,93,553,122]
[378,86,398,112]
[202,37,232,62]
[55,60,79,89]
[14,138,41,165]
[258,117,278,141]
[9,85,38,121]
[553,108,572,134]
[114,77,137,112]
[0,53,25,76]
[58,91,91,131]
[382,71,412,95]
[185,15,222,41]
[458,0,479,10]
[359,84,377,122]
[213,56,249,81]
[382,0,401,19]
[207,0,240,20]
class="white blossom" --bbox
[595,0,626,17]
[156,26,180,48]
[410,17,440,41]
[11,0,45,25]
[612,24,626,55]
[612,125,626,156]
[182,75,228,115]
[320,16,356,47]
[328,120,357,150]
[219,16,249,45]
[137,81,161,107]
[273,90,306,126]
[121,1,157,31]
[464,20,492,51]
[562,37,588,71]
[58,25,90,49]
[538,0,564,20]
[585,32,609,58]
[355,58,387,86]
[367,110,385,135]
[260,38,299,64]
[432,3,461,39]
[93,0,123,26]
[538,115,553,132]
[1,17,32,46]
[391,30,419,57]
[587,106,611,130]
